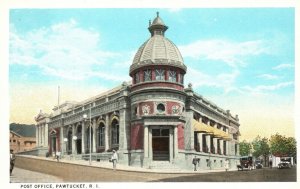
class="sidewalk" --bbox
[23,155,237,174]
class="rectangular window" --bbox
[144,69,152,81]
[168,70,176,82]
[155,69,165,81]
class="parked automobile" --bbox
[255,160,263,169]
[237,156,254,171]
[277,161,291,169]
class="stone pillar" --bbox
[219,139,224,155]
[45,123,48,148]
[60,127,64,155]
[184,111,194,150]
[237,143,240,156]
[105,114,109,151]
[174,126,178,158]
[169,128,174,162]
[213,137,218,154]
[36,125,39,147]
[226,141,229,156]
[82,122,86,154]
[197,133,203,152]
[149,128,153,160]
[206,135,211,153]
[72,125,77,154]
[119,108,130,150]
[144,126,149,158]
[92,119,97,153]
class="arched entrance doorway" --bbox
[152,128,169,161]
[76,125,82,154]
[97,122,105,150]
[50,130,57,155]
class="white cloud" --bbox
[186,67,240,93]
[272,63,294,70]
[9,19,123,81]
[242,81,293,95]
[179,39,270,68]
[257,74,279,80]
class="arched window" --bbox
[168,70,176,82]
[144,69,152,81]
[111,119,119,146]
[155,69,165,81]
[97,123,105,147]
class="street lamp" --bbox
[83,105,92,165]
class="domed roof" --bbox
[132,35,184,65]
[130,12,186,74]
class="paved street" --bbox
[11,165,296,182]
[10,167,63,183]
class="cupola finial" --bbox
[156,11,159,17]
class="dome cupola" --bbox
[129,12,187,92]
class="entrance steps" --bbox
[149,161,181,171]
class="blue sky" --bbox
[9,8,295,140]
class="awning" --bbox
[192,119,214,133]
[192,119,231,140]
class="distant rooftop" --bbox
[10,123,36,138]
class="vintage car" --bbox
[255,160,263,169]
[237,156,254,171]
[277,161,291,169]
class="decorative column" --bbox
[174,126,178,158]
[206,135,211,153]
[184,110,194,150]
[144,125,149,158]
[92,119,97,153]
[36,125,39,147]
[149,128,153,160]
[219,139,224,155]
[226,141,229,156]
[213,137,218,154]
[119,108,130,150]
[105,114,109,151]
[72,125,77,154]
[197,133,203,152]
[169,127,174,162]
[82,122,86,154]
[60,127,64,155]
[45,123,48,148]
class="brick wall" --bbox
[130,124,144,150]
[177,124,184,150]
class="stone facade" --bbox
[35,13,240,170]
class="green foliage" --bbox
[239,140,252,156]
[252,136,270,158]
[270,133,296,157]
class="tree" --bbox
[239,140,252,156]
[270,133,296,159]
[252,136,270,167]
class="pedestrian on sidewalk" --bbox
[225,158,229,172]
[192,156,199,171]
[111,150,118,170]
[10,150,16,175]
[56,151,61,162]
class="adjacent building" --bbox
[10,123,36,153]
[35,13,241,170]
